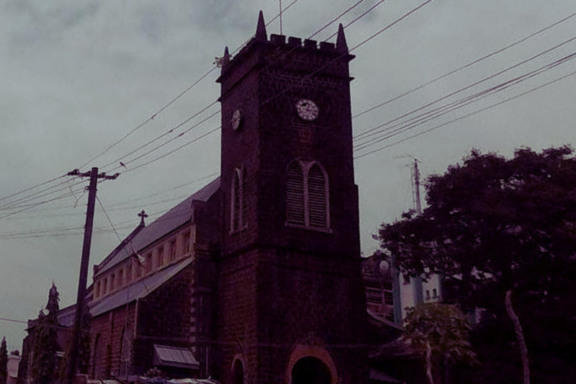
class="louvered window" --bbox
[231,167,248,233]
[286,162,306,225]
[308,164,327,228]
[286,160,330,230]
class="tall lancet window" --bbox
[286,161,306,225]
[231,167,248,233]
[286,160,330,229]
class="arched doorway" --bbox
[232,358,244,384]
[291,357,331,384]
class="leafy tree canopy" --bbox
[379,146,576,306]
[31,283,60,384]
[377,146,576,383]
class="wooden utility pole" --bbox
[65,167,118,384]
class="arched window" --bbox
[231,167,248,233]
[286,160,330,230]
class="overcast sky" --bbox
[1,0,575,350]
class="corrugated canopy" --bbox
[153,344,199,370]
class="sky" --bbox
[0,0,575,350]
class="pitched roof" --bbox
[96,177,220,276]
[90,257,193,317]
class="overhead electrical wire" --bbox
[354,51,576,154]
[78,69,219,170]
[324,0,388,41]
[0,179,85,212]
[354,33,576,144]
[89,2,305,173]
[355,68,576,159]
[354,48,576,148]
[353,9,576,120]
[96,0,375,176]
[4,1,566,225]
[0,174,66,203]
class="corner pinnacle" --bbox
[336,23,348,53]
[256,10,267,41]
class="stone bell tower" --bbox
[214,11,367,384]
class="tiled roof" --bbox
[89,257,193,317]
[96,177,220,276]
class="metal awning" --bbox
[369,369,404,384]
[153,344,199,370]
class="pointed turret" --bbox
[255,10,267,42]
[223,46,231,66]
[336,23,348,53]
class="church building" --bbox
[23,12,387,384]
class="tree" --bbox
[31,283,60,384]
[377,147,576,384]
[403,303,476,384]
[0,337,7,384]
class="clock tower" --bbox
[214,12,367,384]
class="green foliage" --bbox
[379,146,576,306]
[377,146,576,383]
[31,283,60,384]
[404,304,477,365]
[403,303,476,384]
[0,337,7,384]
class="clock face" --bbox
[295,99,319,121]
[231,109,242,130]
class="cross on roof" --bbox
[138,210,148,226]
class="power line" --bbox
[354,33,576,144]
[0,180,85,212]
[1,1,432,221]
[0,174,66,203]
[324,0,388,41]
[353,10,576,120]
[354,50,576,152]
[355,68,576,159]
[98,1,372,175]
[79,67,219,170]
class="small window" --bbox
[118,270,124,288]
[95,281,100,299]
[170,240,177,261]
[157,247,164,268]
[110,274,116,291]
[126,264,132,284]
[103,278,108,295]
[183,232,191,255]
[146,253,153,273]
[432,288,438,299]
